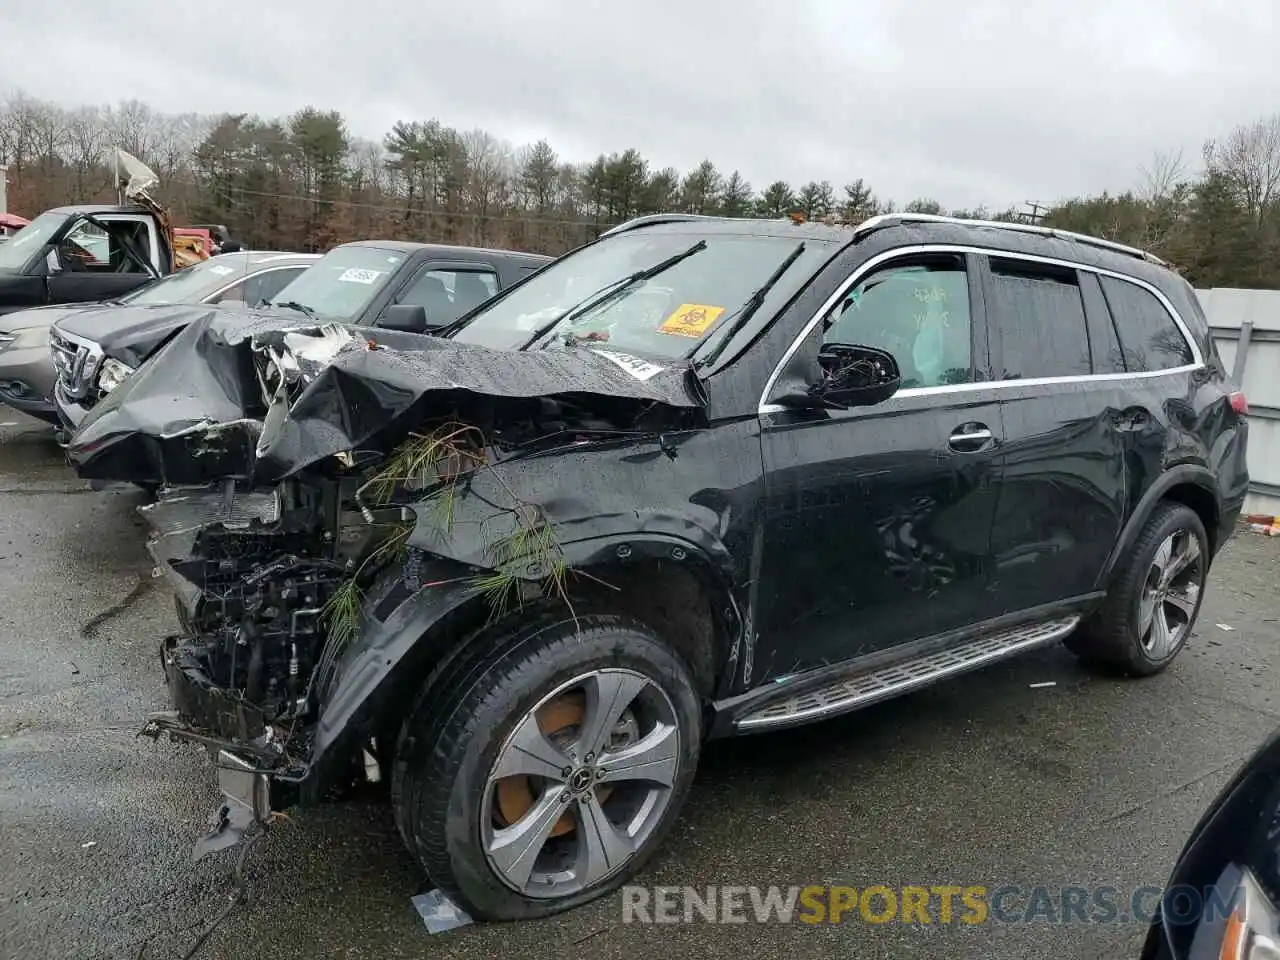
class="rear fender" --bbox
[1096,464,1221,589]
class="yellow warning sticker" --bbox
[658,303,725,338]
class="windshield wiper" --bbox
[695,242,806,369]
[269,300,319,321]
[521,239,707,350]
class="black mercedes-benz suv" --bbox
[64,212,1249,922]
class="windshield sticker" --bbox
[658,303,725,339]
[208,265,236,276]
[590,349,665,381]
[337,268,385,285]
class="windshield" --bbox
[0,211,68,271]
[117,257,254,305]
[265,245,405,320]
[451,231,822,359]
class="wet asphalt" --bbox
[0,410,1277,960]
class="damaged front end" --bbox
[70,308,703,857]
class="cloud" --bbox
[2,0,1277,209]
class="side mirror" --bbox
[811,343,902,408]
[379,303,429,333]
[45,249,62,274]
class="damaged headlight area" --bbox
[96,357,135,394]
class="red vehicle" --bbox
[0,213,29,238]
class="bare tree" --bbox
[1205,114,1280,224]
[1138,147,1186,203]
[64,105,108,200]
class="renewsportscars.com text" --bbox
[621,884,1221,925]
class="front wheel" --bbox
[392,613,702,920]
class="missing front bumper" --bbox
[192,750,273,860]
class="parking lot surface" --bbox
[1,410,1277,960]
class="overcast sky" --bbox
[2,0,1277,211]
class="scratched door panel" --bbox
[754,391,1004,681]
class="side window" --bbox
[58,218,153,274]
[822,254,974,389]
[211,279,246,304]
[988,258,1091,380]
[244,267,304,307]
[60,221,111,269]
[1097,276,1194,371]
[398,267,499,326]
[1078,271,1127,375]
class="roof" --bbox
[339,239,552,263]
[602,213,853,243]
[201,251,321,269]
[605,212,1169,268]
[41,204,151,217]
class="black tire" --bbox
[391,611,702,920]
[1066,502,1208,676]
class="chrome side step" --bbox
[735,615,1080,731]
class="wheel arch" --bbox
[1097,465,1221,590]
[301,536,741,802]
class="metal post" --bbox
[0,163,7,215]
[1232,318,1254,386]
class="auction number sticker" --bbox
[658,303,725,338]
[337,268,385,284]
[591,349,665,381]
[208,265,236,276]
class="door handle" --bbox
[948,422,995,452]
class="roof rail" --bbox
[600,213,786,238]
[851,212,1168,266]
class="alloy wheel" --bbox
[1137,528,1203,659]
[481,668,681,899]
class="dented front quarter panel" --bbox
[302,421,770,794]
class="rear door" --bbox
[981,253,1127,614]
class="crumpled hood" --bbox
[55,302,252,367]
[65,307,701,486]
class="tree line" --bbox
[1,90,1278,288]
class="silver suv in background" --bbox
[0,251,317,423]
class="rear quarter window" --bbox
[1098,276,1194,371]
[987,258,1091,380]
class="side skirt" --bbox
[710,595,1102,737]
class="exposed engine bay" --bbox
[87,310,703,802]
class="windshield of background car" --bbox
[116,256,253,305]
[450,231,830,358]
[0,211,68,271]
[266,246,404,320]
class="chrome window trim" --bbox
[756,243,1203,415]
[200,264,309,303]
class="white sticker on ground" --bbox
[590,349,665,381]
[337,268,384,284]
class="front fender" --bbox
[302,559,481,802]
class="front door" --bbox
[754,251,1004,682]
[46,217,157,304]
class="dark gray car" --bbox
[0,251,318,422]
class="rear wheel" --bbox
[392,613,702,920]
[1067,502,1207,676]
